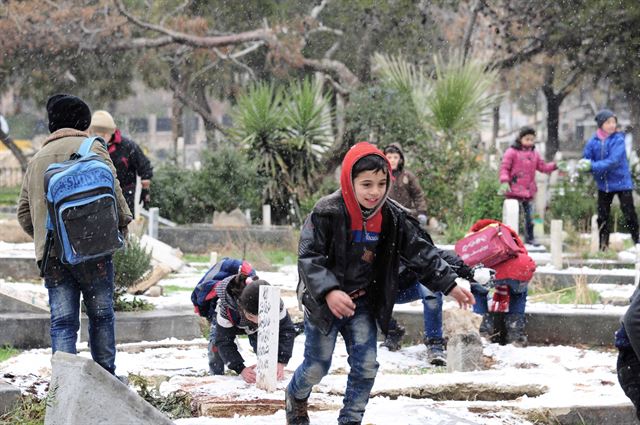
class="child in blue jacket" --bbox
[578,109,639,250]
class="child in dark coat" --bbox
[211,272,296,383]
[285,142,474,425]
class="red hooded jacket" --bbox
[469,219,536,282]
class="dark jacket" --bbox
[108,129,153,192]
[214,275,296,374]
[386,143,428,217]
[297,191,459,335]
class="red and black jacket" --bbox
[108,129,153,191]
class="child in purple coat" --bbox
[498,127,558,245]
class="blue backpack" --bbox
[191,257,256,320]
[41,137,124,273]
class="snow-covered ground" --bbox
[0,262,635,424]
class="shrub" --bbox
[112,236,153,312]
[150,147,263,224]
[548,175,597,231]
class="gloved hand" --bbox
[577,158,592,172]
[497,183,510,196]
[472,265,496,286]
[141,188,151,209]
[556,160,568,172]
[417,214,428,226]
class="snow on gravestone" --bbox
[256,285,280,392]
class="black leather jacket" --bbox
[297,191,459,335]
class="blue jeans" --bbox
[521,200,535,243]
[396,283,443,340]
[44,256,116,375]
[471,279,528,315]
[287,296,379,424]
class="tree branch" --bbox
[115,0,273,48]
[167,79,227,137]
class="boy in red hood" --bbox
[285,142,474,425]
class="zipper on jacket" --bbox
[362,219,368,242]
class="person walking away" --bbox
[17,94,132,375]
[89,110,153,214]
[578,109,639,250]
[498,126,559,246]
[285,142,474,425]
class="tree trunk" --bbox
[545,94,561,161]
[629,91,640,158]
[0,129,29,172]
[492,105,500,151]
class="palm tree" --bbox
[372,51,501,145]
[231,78,333,224]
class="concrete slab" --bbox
[0,257,40,280]
[548,404,639,425]
[394,309,622,347]
[0,291,48,314]
[0,310,201,349]
[45,352,174,425]
[158,224,295,253]
[533,270,636,286]
[0,379,20,414]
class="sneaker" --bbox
[525,239,541,247]
[425,337,447,366]
[116,375,130,386]
[285,388,309,425]
[380,325,405,352]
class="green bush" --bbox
[113,236,152,289]
[548,175,597,231]
[112,236,153,312]
[149,147,263,224]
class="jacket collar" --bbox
[43,129,89,147]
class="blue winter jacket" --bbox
[583,131,634,193]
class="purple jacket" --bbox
[499,145,556,201]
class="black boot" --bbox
[380,317,405,352]
[479,313,495,340]
[505,313,527,347]
[424,337,447,366]
[285,388,309,425]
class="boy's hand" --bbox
[277,363,286,380]
[325,289,356,319]
[448,285,475,309]
[240,365,257,383]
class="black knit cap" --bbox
[46,94,91,133]
[238,279,270,315]
[595,109,616,129]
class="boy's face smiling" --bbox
[353,169,387,209]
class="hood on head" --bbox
[340,142,392,227]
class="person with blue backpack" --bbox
[578,109,639,250]
[192,258,296,382]
[17,94,132,376]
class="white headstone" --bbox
[148,207,159,239]
[262,204,272,228]
[256,285,280,392]
[209,251,218,267]
[502,199,519,234]
[550,219,563,269]
[590,214,599,254]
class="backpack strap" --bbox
[77,136,106,157]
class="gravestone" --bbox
[446,333,483,372]
[45,352,174,425]
[590,214,599,254]
[256,285,280,392]
[502,199,519,234]
[0,379,20,414]
[212,208,250,228]
[550,220,563,269]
